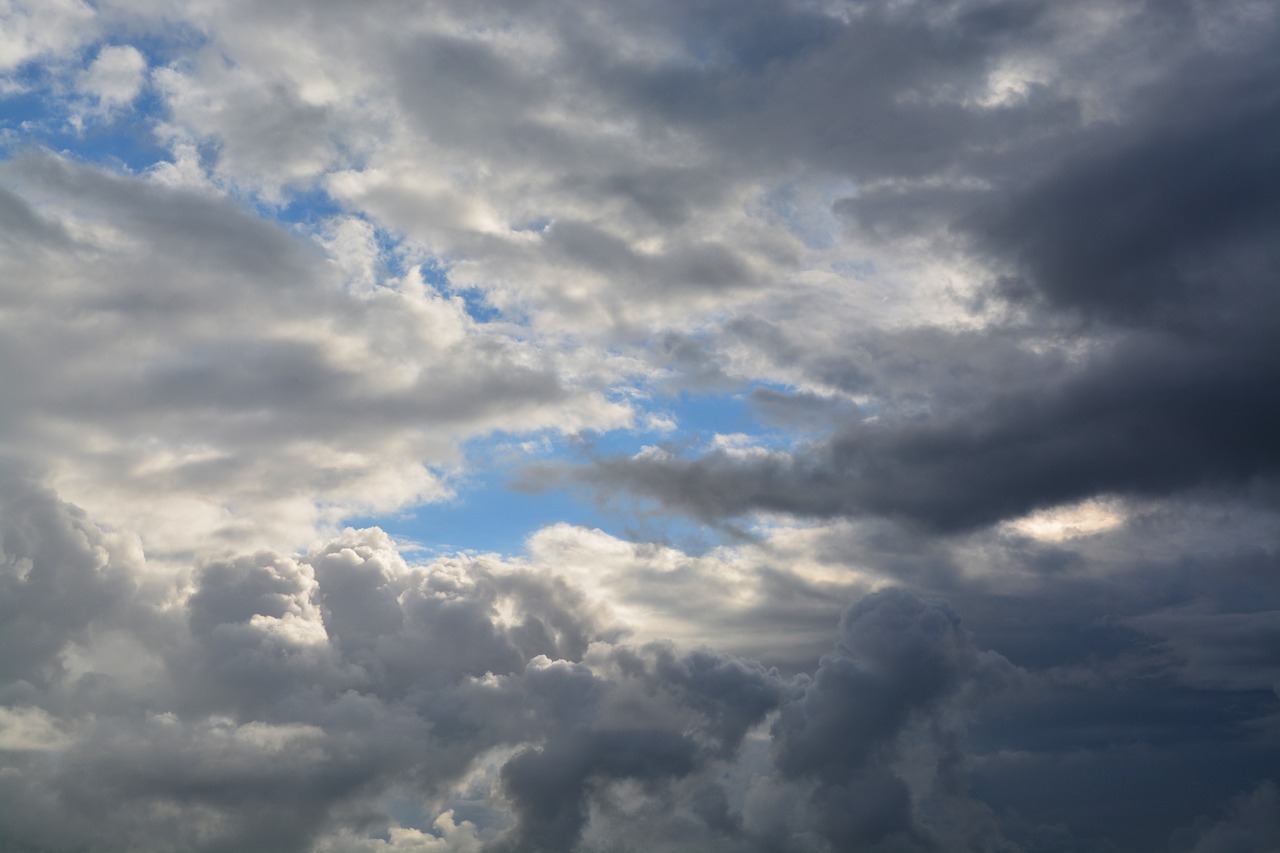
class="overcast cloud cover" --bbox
[1,1,1277,851]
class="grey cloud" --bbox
[310,537,615,698]
[747,387,862,432]
[0,475,1005,853]
[187,553,318,638]
[774,590,978,782]
[393,32,546,151]
[1173,780,1280,853]
[494,729,699,853]
[769,588,1017,852]
[1126,609,1280,693]
[972,741,1279,853]
[646,647,785,756]
[0,467,135,686]
[0,508,615,852]
[818,511,1280,852]
[543,220,756,294]
[2,474,1275,851]
[551,3,1279,531]
[0,485,797,852]
[583,0,1059,176]
[487,640,787,851]
[969,50,1280,326]
[49,715,373,853]
[75,0,1274,345]
[9,151,322,287]
[515,522,874,676]
[577,329,1280,531]
[0,184,71,256]
[163,0,1089,329]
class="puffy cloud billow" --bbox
[0,472,1009,852]
[1,0,1277,850]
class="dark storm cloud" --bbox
[569,8,1280,533]
[970,48,1280,326]
[486,640,788,852]
[494,728,699,852]
[575,328,1280,531]
[1172,780,1280,853]
[796,503,1280,852]
[770,588,1015,852]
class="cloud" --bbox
[1,1,1278,850]
[0,0,96,77]
[0,474,1029,853]
[2,468,1279,851]
[494,728,700,852]
[567,326,1280,531]
[77,43,146,109]
[518,521,873,672]
[0,152,630,554]
[769,588,1017,852]
[0,465,138,686]
[0,472,773,851]
[969,43,1280,326]
[551,3,1280,532]
[125,0,1078,332]
[1174,780,1280,853]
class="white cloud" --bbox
[77,43,146,108]
[521,521,874,669]
[0,153,631,556]
[0,0,96,76]
[1003,497,1127,542]
[313,816,484,853]
[0,706,73,752]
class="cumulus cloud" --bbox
[2,458,1279,851]
[76,43,146,111]
[0,466,139,686]
[768,589,1017,852]
[0,472,1046,853]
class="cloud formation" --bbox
[0,471,1034,852]
[0,151,629,554]
[1,0,1277,850]
[555,2,1280,533]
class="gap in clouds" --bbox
[360,385,805,558]
[0,30,201,170]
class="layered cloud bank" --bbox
[1,0,1277,851]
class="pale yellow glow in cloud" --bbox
[1005,498,1126,541]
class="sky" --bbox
[0,1,1277,851]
